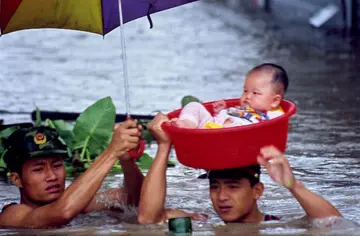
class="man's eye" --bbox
[229,185,240,189]
[53,163,63,168]
[210,185,219,190]
[33,168,43,172]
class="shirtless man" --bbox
[138,113,342,223]
[0,120,144,228]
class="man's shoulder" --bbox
[0,203,32,225]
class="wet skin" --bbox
[17,156,66,206]
[209,178,263,223]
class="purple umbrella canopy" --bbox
[1,0,199,36]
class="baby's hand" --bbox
[222,118,234,127]
[212,100,227,115]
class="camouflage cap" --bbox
[3,126,68,172]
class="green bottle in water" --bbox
[168,217,192,236]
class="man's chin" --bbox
[217,210,240,223]
[42,191,63,203]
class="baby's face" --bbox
[240,70,279,111]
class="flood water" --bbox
[1,0,360,235]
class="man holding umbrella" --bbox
[0,120,144,228]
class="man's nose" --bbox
[45,165,57,182]
[218,187,229,201]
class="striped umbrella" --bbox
[0,0,198,35]
[0,0,199,158]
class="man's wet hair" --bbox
[248,63,289,97]
[198,165,261,187]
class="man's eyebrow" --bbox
[209,179,220,184]
[223,180,241,184]
[51,158,62,164]
[31,161,45,166]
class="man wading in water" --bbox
[0,121,144,228]
[138,113,342,224]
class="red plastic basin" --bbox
[162,99,296,170]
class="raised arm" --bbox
[137,113,172,224]
[0,120,141,228]
[119,156,144,206]
[257,146,342,219]
[137,113,207,224]
[82,155,145,213]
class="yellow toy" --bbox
[203,122,223,129]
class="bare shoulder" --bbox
[0,204,32,226]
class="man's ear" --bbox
[9,172,23,188]
[253,182,264,200]
[271,94,282,109]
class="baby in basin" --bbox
[172,63,289,128]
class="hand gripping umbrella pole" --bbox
[118,0,145,159]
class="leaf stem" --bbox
[80,136,90,161]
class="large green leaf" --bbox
[59,130,75,148]
[0,126,20,169]
[0,126,19,138]
[0,151,7,168]
[72,97,115,158]
[52,120,75,146]
[138,153,154,169]
[0,126,19,158]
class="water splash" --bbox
[95,188,138,218]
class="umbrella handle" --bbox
[126,116,145,159]
[128,140,145,159]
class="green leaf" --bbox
[167,160,176,167]
[72,97,115,157]
[47,119,75,144]
[0,150,7,168]
[0,167,8,177]
[138,153,154,169]
[35,106,42,126]
[71,140,85,151]
[181,95,201,107]
[0,126,19,164]
[45,119,56,129]
[141,129,153,146]
[0,126,19,138]
[111,164,123,174]
[52,120,74,132]
[44,119,74,157]
[59,130,75,147]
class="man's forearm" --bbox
[56,149,118,219]
[120,159,144,206]
[290,180,342,219]
[138,143,171,224]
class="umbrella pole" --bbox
[118,0,131,116]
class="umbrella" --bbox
[0,0,199,158]
[0,0,198,35]
[0,0,198,114]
